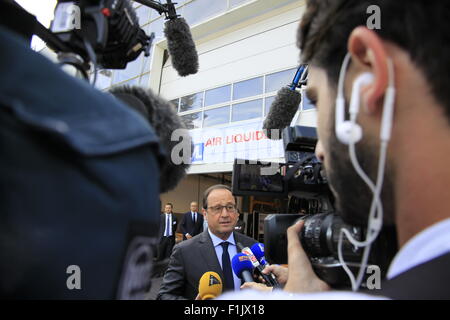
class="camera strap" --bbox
[367,252,450,299]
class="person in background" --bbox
[156,203,178,262]
[180,201,204,240]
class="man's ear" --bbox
[348,26,391,114]
[202,208,207,221]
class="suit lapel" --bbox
[198,231,224,281]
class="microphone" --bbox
[231,253,255,283]
[250,243,267,266]
[237,243,278,287]
[109,86,192,193]
[263,64,308,140]
[263,87,301,140]
[164,17,199,77]
[198,272,222,300]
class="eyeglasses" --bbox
[207,204,237,215]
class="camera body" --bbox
[50,0,152,70]
[232,126,397,288]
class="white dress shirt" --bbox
[208,229,241,291]
[387,218,450,279]
[219,218,450,300]
[164,213,173,237]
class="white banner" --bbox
[190,120,284,165]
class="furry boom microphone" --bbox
[164,17,199,77]
[110,86,192,193]
[263,87,302,139]
[263,65,308,139]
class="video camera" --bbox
[3,0,194,80]
[232,125,397,288]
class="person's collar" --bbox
[208,229,236,247]
[387,218,450,279]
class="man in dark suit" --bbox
[156,203,178,262]
[180,201,204,240]
[157,185,257,300]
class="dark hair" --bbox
[298,0,450,122]
[202,184,233,210]
[165,203,173,208]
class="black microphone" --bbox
[263,87,301,140]
[164,17,199,77]
[263,64,308,140]
[237,243,278,287]
[110,86,192,193]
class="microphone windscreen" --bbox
[164,17,199,77]
[198,272,222,300]
[231,253,254,278]
[263,87,302,139]
[250,243,267,265]
[110,86,192,193]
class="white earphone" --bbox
[335,53,396,145]
[334,52,396,291]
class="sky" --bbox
[15,0,57,50]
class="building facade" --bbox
[75,1,317,221]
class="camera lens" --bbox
[299,213,363,260]
[299,213,333,257]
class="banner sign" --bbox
[190,120,284,164]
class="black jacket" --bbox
[180,211,204,239]
[158,213,178,239]
[157,230,257,300]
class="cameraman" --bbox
[224,0,450,299]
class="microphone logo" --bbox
[209,274,221,286]
[238,255,251,262]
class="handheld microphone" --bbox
[250,243,267,266]
[198,272,222,300]
[231,253,255,283]
[263,65,308,140]
[164,17,199,77]
[109,86,192,193]
[237,243,278,287]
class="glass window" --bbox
[148,17,165,42]
[181,112,203,129]
[180,92,203,112]
[121,77,139,87]
[302,92,316,110]
[233,77,263,100]
[203,106,230,127]
[232,99,262,122]
[229,0,250,9]
[135,5,150,26]
[142,51,151,73]
[205,85,231,106]
[265,68,296,93]
[92,69,113,90]
[170,98,179,111]
[139,73,150,87]
[112,55,143,84]
[264,95,276,116]
[183,0,227,26]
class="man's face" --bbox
[203,189,239,238]
[164,205,173,214]
[190,202,198,212]
[307,66,395,226]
